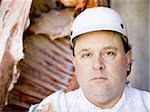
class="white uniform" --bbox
[29,84,150,112]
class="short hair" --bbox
[113,32,132,76]
[113,32,131,53]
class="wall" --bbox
[111,0,149,91]
[148,1,150,90]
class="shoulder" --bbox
[126,85,150,110]
[128,86,150,97]
[29,89,80,112]
[29,90,63,112]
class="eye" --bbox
[81,52,92,58]
[104,51,116,57]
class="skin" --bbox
[72,31,132,109]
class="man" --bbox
[29,7,150,112]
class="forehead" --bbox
[74,31,124,52]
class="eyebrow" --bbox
[77,48,92,55]
[102,46,118,51]
[77,46,118,55]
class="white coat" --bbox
[29,84,150,112]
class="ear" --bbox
[71,55,77,74]
[71,55,75,65]
[125,50,133,71]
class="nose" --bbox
[92,56,105,71]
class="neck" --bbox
[94,91,123,109]
[86,87,125,109]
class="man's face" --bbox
[72,31,132,107]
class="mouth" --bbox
[91,77,108,81]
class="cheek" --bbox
[75,62,88,76]
[107,59,127,80]
[75,61,91,82]
[75,58,92,72]
[106,58,127,78]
